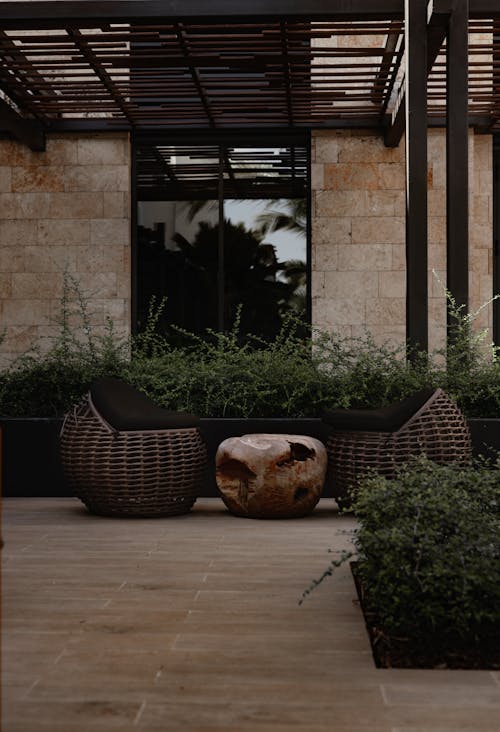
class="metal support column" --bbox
[446,0,469,338]
[405,0,428,353]
[218,149,225,332]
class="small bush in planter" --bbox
[353,457,500,667]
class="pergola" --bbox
[0,0,499,350]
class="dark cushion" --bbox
[90,377,200,431]
[321,388,436,432]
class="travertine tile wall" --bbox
[311,128,494,353]
[426,130,493,353]
[0,133,131,366]
[312,129,406,349]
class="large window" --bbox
[134,137,309,342]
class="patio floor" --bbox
[2,497,499,732]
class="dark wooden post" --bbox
[446,0,469,338]
[405,0,429,354]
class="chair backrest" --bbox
[321,388,436,432]
[90,377,199,431]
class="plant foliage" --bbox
[353,457,500,643]
[0,275,499,418]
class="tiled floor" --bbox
[2,497,499,732]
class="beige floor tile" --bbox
[2,498,498,732]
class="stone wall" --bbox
[311,128,494,353]
[311,129,406,348]
[0,133,131,367]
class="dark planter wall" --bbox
[1,418,66,497]
[468,419,500,462]
[1,417,498,498]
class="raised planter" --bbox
[1,416,498,498]
[468,419,500,462]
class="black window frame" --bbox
[131,130,311,338]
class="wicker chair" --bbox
[60,377,207,517]
[322,388,472,508]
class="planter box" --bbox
[1,418,66,497]
[468,419,500,462]
[1,416,498,498]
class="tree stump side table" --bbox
[215,433,327,518]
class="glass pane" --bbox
[135,143,308,342]
[137,199,219,336]
[223,198,307,340]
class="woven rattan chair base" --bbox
[325,389,472,508]
[60,395,207,518]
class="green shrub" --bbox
[0,273,128,417]
[353,457,500,642]
[0,277,498,419]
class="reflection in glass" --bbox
[136,144,307,342]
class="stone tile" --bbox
[0,298,51,325]
[90,218,130,246]
[314,137,339,163]
[324,163,405,191]
[473,195,491,223]
[428,243,446,268]
[378,270,405,298]
[64,165,129,193]
[428,189,446,218]
[11,272,63,299]
[0,165,12,192]
[392,244,406,271]
[311,269,325,296]
[338,243,393,271]
[471,223,493,249]
[366,190,405,217]
[103,191,129,218]
[0,192,18,218]
[2,700,141,730]
[365,298,406,326]
[0,219,37,247]
[391,728,499,732]
[37,219,90,245]
[76,243,125,273]
[325,270,378,299]
[315,189,365,217]
[351,325,406,350]
[138,696,391,730]
[474,134,493,171]
[0,245,25,273]
[338,135,404,163]
[312,217,351,246]
[382,683,500,707]
[313,243,338,271]
[311,163,324,190]
[24,245,78,272]
[3,498,499,732]
[0,138,78,167]
[1,192,104,219]
[351,217,404,245]
[385,707,500,728]
[312,296,365,326]
[1,325,37,353]
[77,137,128,165]
[11,166,65,193]
[0,271,12,297]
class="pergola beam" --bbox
[0,97,45,151]
[385,3,450,148]
[0,0,406,27]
